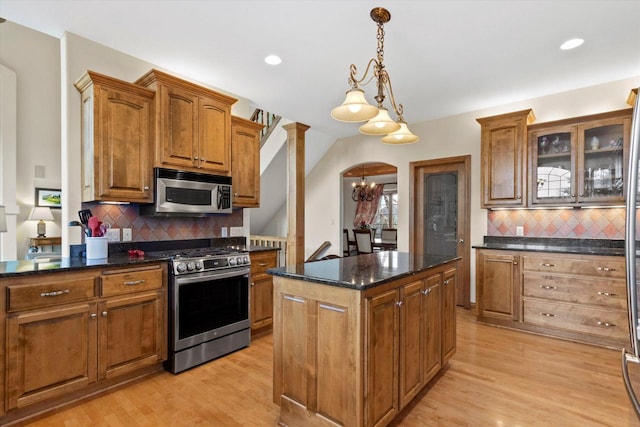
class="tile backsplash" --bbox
[487,207,631,239]
[82,203,243,242]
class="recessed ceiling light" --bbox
[560,38,584,50]
[264,55,282,65]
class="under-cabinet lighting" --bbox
[99,201,130,205]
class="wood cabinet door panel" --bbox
[199,97,230,174]
[280,294,308,405]
[523,273,626,309]
[316,301,349,424]
[98,88,152,201]
[251,274,274,330]
[98,291,163,380]
[399,280,423,409]
[478,253,516,319]
[231,117,263,207]
[6,303,97,409]
[366,289,399,427]
[442,268,457,364]
[423,275,441,383]
[162,86,198,168]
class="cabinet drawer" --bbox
[523,273,626,310]
[522,255,624,278]
[523,298,629,340]
[7,275,96,312]
[101,267,163,297]
[250,251,278,274]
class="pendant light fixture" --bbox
[352,164,377,202]
[331,7,419,144]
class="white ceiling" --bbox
[1,0,639,140]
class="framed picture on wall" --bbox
[35,188,62,209]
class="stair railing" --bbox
[250,235,288,267]
[251,109,282,146]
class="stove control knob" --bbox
[236,257,243,265]
[176,263,187,273]
[195,260,204,270]
[187,262,196,271]
[243,256,250,264]
[229,257,237,266]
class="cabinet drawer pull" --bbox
[319,304,345,313]
[422,288,431,295]
[597,267,617,272]
[539,263,555,267]
[258,263,268,267]
[444,279,452,285]
[123,280,145,286]
[40,289,70,297]
[597,291,618,297]
[539,312,556,317]
[539,285,558,290]
[597,321,616,327]
[284,295,304,304]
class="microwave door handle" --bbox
[217,187,223,209]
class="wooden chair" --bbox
[353,229,374,254]
[343,229,356,257]
[381,228,397,245]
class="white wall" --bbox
[305,75,640,303]
[0,21,61,260]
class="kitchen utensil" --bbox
[99,222,111,237]
[88,217,102,237]
[78,209,92,225]
[68,220,91,237]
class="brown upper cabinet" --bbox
[135,69,237,176]
[75,71,155,203]
[477,110,535,208]
[528,109,632,207]
[231,116,264,208]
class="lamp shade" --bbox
[359,107,401,135]
[381,121,419,144]
[0,205,6,233]
[28,207,54,221]
[331,89,379,122]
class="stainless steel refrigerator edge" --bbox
[623,86,640,418]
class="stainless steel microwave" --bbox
[140,168,232,216]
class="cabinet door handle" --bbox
[319,304,346,313]
[513,261,518,265]
[194,156,199,160]
[539,285,558,290]
[90,313,97,319]
[597,267,617,272]
[597,291,618,297]
[123,280,145,286]
[597,321,616,327]
[396,301,403,307]
[284,295,304,304]
[539,263,556,267]
[422,288,431,295]
[102,311,108,317]
[251,282,255,287]
[40,289,70,297]
[144,186,149,190]
[444,279,452,285]
[539,312,556,317]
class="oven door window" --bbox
[177,275,248,340]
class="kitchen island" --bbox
[268,251,458,427]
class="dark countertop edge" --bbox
[247,245,281,253]
[472,242,624,256]
[268,255,460,291]
[0,255,170,279]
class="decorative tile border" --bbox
[487,207,632,239]
[82,203,243,242]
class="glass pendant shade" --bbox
[331,89,379,122]
[381,121,419,144]
[359,108,401,135]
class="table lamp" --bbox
[28,207,54,237]
[0,205,6,233]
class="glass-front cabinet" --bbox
[528,109,631,206]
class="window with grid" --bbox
[371,187,397,238]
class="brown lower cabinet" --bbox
[249,250,278,332]
[476,248,629,349]
[272,261,457,427]
[1,263,167,424]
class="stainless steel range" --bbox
[151,247,251,373]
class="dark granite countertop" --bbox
[267,251,459,290]
[0,254,170,278]
[472,236,625,256]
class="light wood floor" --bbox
[23,308,640,426]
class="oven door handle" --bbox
[175,267,251,285]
